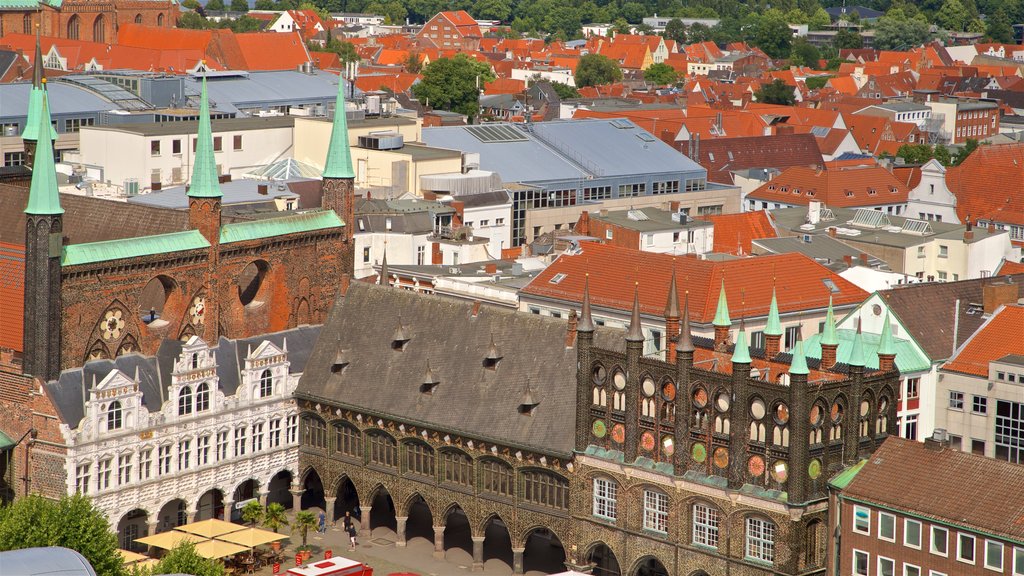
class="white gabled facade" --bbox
[906,159,960,224]
[63,336,301,550]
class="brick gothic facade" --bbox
[0,1,173,43]
[295,278,898,576]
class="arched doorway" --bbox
[442,505,472,560]
[482,515,513,569]
[156,499,187,533]
[196,488,224,521]
[586,542,621,576]
[405,495,433,545]
[267,470,293,508]
[369,486,396,532]
[632,556,669,576]
[522,527,566,574]
[232,479,259,522]
[301,469,325,511]
[333,476,360,523]
[118,509,148,552]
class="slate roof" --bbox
[837,437,1024,542]
[942,304,1024,377]
[295,282,623,457]
[45,325,320,429]
[876,274,1024,361]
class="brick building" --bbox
[415,11,482,51]
[0,60,357,382]
[293,268,899,575]
[0,0,173,44]
[829,436,1024,576]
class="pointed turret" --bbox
[625,283,644,342]
[187,76,222,199]
[712,278,730,327]
[877,311,897,371]
[577,274,595,333]
[848,319,866,367]
[678,291,695,354]
[664,268,681,362]
[24,93,62,216]
[378,249,390,286]
[323,76,355,179]
[789,338,809,375]
[731,320,751,364]
[664,269,681,319]
[22,32,57,168]
[765,287,782,336]
[821,296,838,346]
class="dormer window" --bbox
[178,386,193,416]
[483,336,502,370]
[331,351,349,374]
[421,362,439,394]
[107,401,123,430]
[191,353,199,370]
[196,383,210,412]
[518,380,540,415]
[259,370,273,398]
[392,322,410,351]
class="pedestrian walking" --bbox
[318,510,326,534]
[343,511,357,550]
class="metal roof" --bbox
[62,230,210,267]
[219,209,343,244]
[0,82,117,120]
[246,158,323,180]
[804,328,931,373]
[185,70,353,113]
[57,75,153,111]
[0,548,95,576]
[127,178,313,209]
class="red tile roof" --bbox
[748,165,910,207]
[520,242,866,323]
[484,77,525,95]
[692,133,824,184]
[945,143,1024,228]
[0,243,24,353]
[234,32,310,70]
[943,304,1024,377]
[354,72,420,93]
[995,259,1024,275]
[702,210,779,255]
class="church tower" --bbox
[23,90,64,381]
[187,75,222,342]
[321,76,356,277]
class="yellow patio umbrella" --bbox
[135,530,208,550]
[118,549,148,565]
[216,527,288,548]
[135,559,160,570]
[193,539,249,560]
[174,518,246,539]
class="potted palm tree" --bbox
[241,500,264,528]
[293,510,318,562]
[263,503,289,552]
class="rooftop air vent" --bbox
[392,320,410,350]
[483,335,503,370]
[358,131,404,150]
[420,361,439,394]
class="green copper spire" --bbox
[849,319,867,367]
[712,278,731,327]
[732,322,751,364]
[765,287,783,336]
[820,295,839,346]
[187,76,222,199]
[323,76,355,179]
[25,93,63,216]
[789,338,809,375]
[22,38,57,142]
[878,311,897,356]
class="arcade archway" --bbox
[522,527,566,574]
[586,542,622,576]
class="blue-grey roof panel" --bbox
[0,82,117,119]
[187,70,353,111]
[127,178,315,209]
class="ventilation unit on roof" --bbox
[358,132,404,150]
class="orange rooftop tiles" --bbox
[943,304,1024,377]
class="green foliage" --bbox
[754,78,795,105]
[547,81,580,99]
[178,11,209,28]
[935,0,971,31]
[472,0,511,21]
[751,10,793,59]
[896,143,937,164]
[663,18,687,44]
[221,15,264,32]
[0,494,125,576]
[263,503,289,534]
[253,0,274,8]
[933,144,952,165]
[574,54,623,88]
[873,12,932,49]
[807,6,831,30]
[834,28,864,49]
[790,37,821,67]
[319,36,360,64]
[687,22,713,43]
[404,52,423,73]
[181,0,202,8]
[987,7,1013,42]
[620,2,646,23]
[293,511,318,550]
[241,500,264,527]
[205,0,226,10]
[805,75,832,90]
[153,542,224,576]
[411,54,496,120]
[230,0,249,11]
[954,138,979,165]
[643,62,678,85]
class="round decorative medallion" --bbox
[692,387,708,408]
[772,461,789,483]
[611,424,625,444]
[751,398,766,420]
[102,309,125,341]
[661,381,676,401]
[831,402,844,423]
[661,435,674,457]
[713,447,729,469]
[691,442,707,463]
[592,365,607,385]
[872,304,882,316]
[612,371,626,391]
[715,391,731,412]
[774,402,790,425]
[748,455,766,476]
[592,420,607,438]
[642,377,656,397]
[808,459,822,480]
[860,400,870,417]
[810,404,823,426]
[640,431,656,452]
[189,295,206,325]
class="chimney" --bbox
[219,174,232,183]
[924,428,949,450]
[765,333,781,358]
[988,221,996,233]
[485,263,497,274]
[669,201,680,212]
[339,273,351,295]
[576,210,591,236]
[776,124,794,135]
[450,200,465,226]
[982,280,1020,314]
[599,208,608,217]
[151,181,162,191]
[431,242,443,265]
[843,254,853,267]
[820,341,837,369]
[828,227,838,238]
[964,217,973,241]
[859,253,868,265]
[566,309,578,348]
[258,184,269,195]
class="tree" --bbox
[263,503,289,534]
[241,500,264,528]
[987,7,1013,42]
[751,10,793,59]
[321,35,360,64]
[545,81,579,99]
[807,6,832,30]
[411,54,496,120]
[954,138,979,165]
[643,62,678,86]
[896,143,935,164]
[663,18,686,44]
[620,1,646,23]
[181,0,202,8]
[0,494,125,576]
[687,22,712,43]
[754,79,795,105]
[220,15,264,32]
[472,0,511,21]
[834,28,864,49]
[253,0,275,8]
[805,75,832,89]
[154,542,224,576]
[230,0,249,11]
[178,11,210,28]
[574,53,622,88]
[936,0,971,30]
[873,13,932,49]
[404,52,423,73]
[933,144,952,165]
[293,511,318,551]
[790,37,821,67]
[205,0,226,10]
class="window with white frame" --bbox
[138,449,151,481]
[905,518,923,549]
[592,478,617,520]
[853,505,871,534]
[96,458,111,491]
[932,525,949,556]
[949,391,964,410]
[930,572,947,576]
[958,533,976,563]
[692,503,719,548]
[177,439,191,471]
[286,415,298,443]
[1013,546,1023,575]
[117,454,132,485]
[269,419,282,448]
[235,427,247,456]
[878,556,895,576]
[252,422,264,452]
[973,395,988,415]
[178,386,193,415]
[986,540,1004,571]
[642,490,668,533]
[197,435,210,466]
[853,550,869,576]
[216,431,229,461]
[158,445,171,475]
[904,564,921,576]
[746,517,775,563]
[879,512,896,541]
[107,401,123,430]
[75,463,91,494]
[196,383,210,412]
[259,370,273,398]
